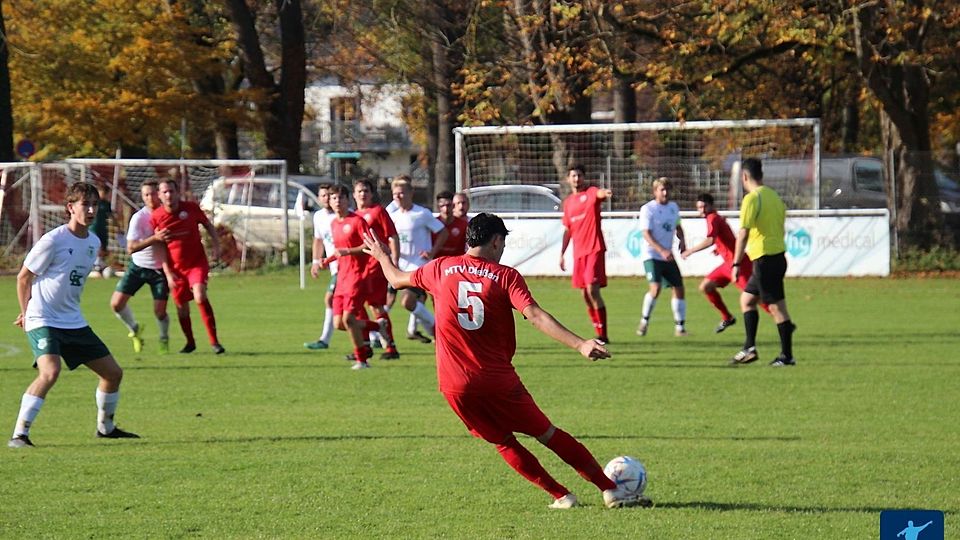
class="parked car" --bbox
[199,175,326,249]
[464,184,562,213]
[759,156,886,209]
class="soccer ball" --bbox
[101,266,115,278]
[604,455,647,496]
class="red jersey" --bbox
[433,216,469,257]
[705,211,736,262]
[150,201,210,271]
[411,254,536,395]
[562,186,606,256]
[355,205,397,277]
[330,212,371,294]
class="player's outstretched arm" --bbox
[362,231,414,290]
[521,303,610,361]
[681,237,714,259]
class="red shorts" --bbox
[707,259,752,291]
[571,252,607,289]
[364,270,389,306]
[332,292,365,318]
[169,265,209,305]
[442,384,552,444]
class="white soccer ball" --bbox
[101,266,114,278]
[604,455,647,496]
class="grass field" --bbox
[1,269,958,538]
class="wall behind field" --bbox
[497,210,890,277]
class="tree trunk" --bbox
[853,5,943,250]
[0,0,15,162]
[225,0,305,171]
[881,110,944,250]
[431,34,453,198]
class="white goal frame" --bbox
[455,118,822,211]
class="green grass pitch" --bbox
[1,269,958,538]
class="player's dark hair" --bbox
[353,178,374,192]
[697,192,714,206]
[466,213,510,247]
[330,184,351,199]
[742,158,763,181]
[142,180,159,190]
[159,178,179,191]
[569,164,585,175]
[436,190,454,201]
[65,182,100,215]
[317,183,333,193]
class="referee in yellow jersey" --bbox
[729,158,796,366]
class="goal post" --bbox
[454,118,821,211]
[61,159,288,271]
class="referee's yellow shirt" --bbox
[739,186,786,260]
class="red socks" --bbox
[587,307,608,340]
[197,300,219,345]
[544,428,616,491]
[705,290,732,320]
[497,438,568,499]
[177,310,195,346]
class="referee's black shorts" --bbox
[744,252,787,304]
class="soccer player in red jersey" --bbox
[352,179,401,359]
[150,179,224,354]
[325,185,386,370]
[681,193,766,333]
[362,213,650,509]
[559,165,613,343]
[433,191,468,257]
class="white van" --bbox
[199,175,325,249]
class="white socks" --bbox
[158,314,170,341]
[641,293,656,320]
[320,307,334,343]
[115,306,138,333]
[407,313,418,335]
[13,393,44,437]
[412,302,435,335]
[671,298,686,325]
[96,389,120,435]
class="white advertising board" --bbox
[496,210,889,277]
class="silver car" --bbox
[464,184,562,213]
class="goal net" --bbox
[454,119,821,211]
[0,159,288,273]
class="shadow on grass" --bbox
[656,500,956,515]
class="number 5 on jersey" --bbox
[457,281,484,330]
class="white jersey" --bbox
[22,225,100,331]
[126,206,163,269]
[387,203,445,271]
[638,200,681,262]
[313,208,338,274]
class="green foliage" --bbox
[893,246,960,272]
[1,272,957,537]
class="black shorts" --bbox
[745,252,787,304]
[116,261,169,300]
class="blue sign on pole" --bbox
[16,139,36,159]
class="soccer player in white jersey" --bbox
[109,181,171,354]
[9,182,140,449]
[637,177,688,337]
[305,184,339,350]
[386,175,448,341]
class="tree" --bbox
[6,0,247,159]
[224,0,306,171]
[850,1,958,248]
[0,0,14,161]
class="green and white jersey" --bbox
[23,225,99,331]
[127,206,163,270]
[638,200,681,262]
